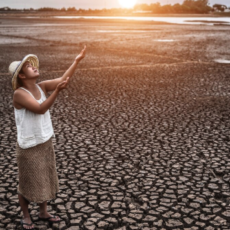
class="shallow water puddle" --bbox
[215,59,230,64]
[156,39,175,42]
[49,16,230,26]
[0,37,30,44]
[67,31,81,33]
[67,30,152,33]
[97,30,124,33]
[96,30,151,33]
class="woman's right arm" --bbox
[13,77,69,114]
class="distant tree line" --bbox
[134,0,212,14]
[212,4,228,12]
[0,0,229,14]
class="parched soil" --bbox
[0,15,230,230]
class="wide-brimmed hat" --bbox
[9,54,39,91]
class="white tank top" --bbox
[14,84,55,149]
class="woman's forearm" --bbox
[61,60,79,81]
[40,89,59,114]
[61,45,86,81]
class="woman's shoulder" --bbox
[13,88,26,110]
[13,87,27,98]
[13,88,26,98]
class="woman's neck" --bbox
[21,80,37,91]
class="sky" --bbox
[0,0,229,9]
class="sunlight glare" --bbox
[118,0,137,8]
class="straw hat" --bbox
[9,54,39,91]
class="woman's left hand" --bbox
[75,45,87,62]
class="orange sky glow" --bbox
[118,0,137,8]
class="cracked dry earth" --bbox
[0,16,230,230]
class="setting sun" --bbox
[118,0,137,8]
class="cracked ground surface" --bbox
[0,15,230,230]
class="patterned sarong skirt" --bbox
[16,137,59,203]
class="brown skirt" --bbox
[16,137,59,203]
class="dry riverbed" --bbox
[0,15,230,230]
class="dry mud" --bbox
[0,16,230,230]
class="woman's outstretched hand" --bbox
[75,45,87,62]
[56,77,70,92]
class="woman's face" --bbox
[19,61,39,79]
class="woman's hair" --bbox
[17,69,24,88]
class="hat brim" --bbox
[12,54,39,91]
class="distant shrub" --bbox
[134,0,212,14]
[37,7,59,11]
[213,4,227,12]
[67,7,76,11]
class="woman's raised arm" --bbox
[39,45,87,93]
[14,77,70,114]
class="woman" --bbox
[9,45,86,229]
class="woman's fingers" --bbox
[75,46,86,61]
[60,82,66,86]
[64,77,69,85]
[82,46,86,54]
[62,78,69,85]
[63,77,70,87]
[57,77,70,90]
[58,81,67,88]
